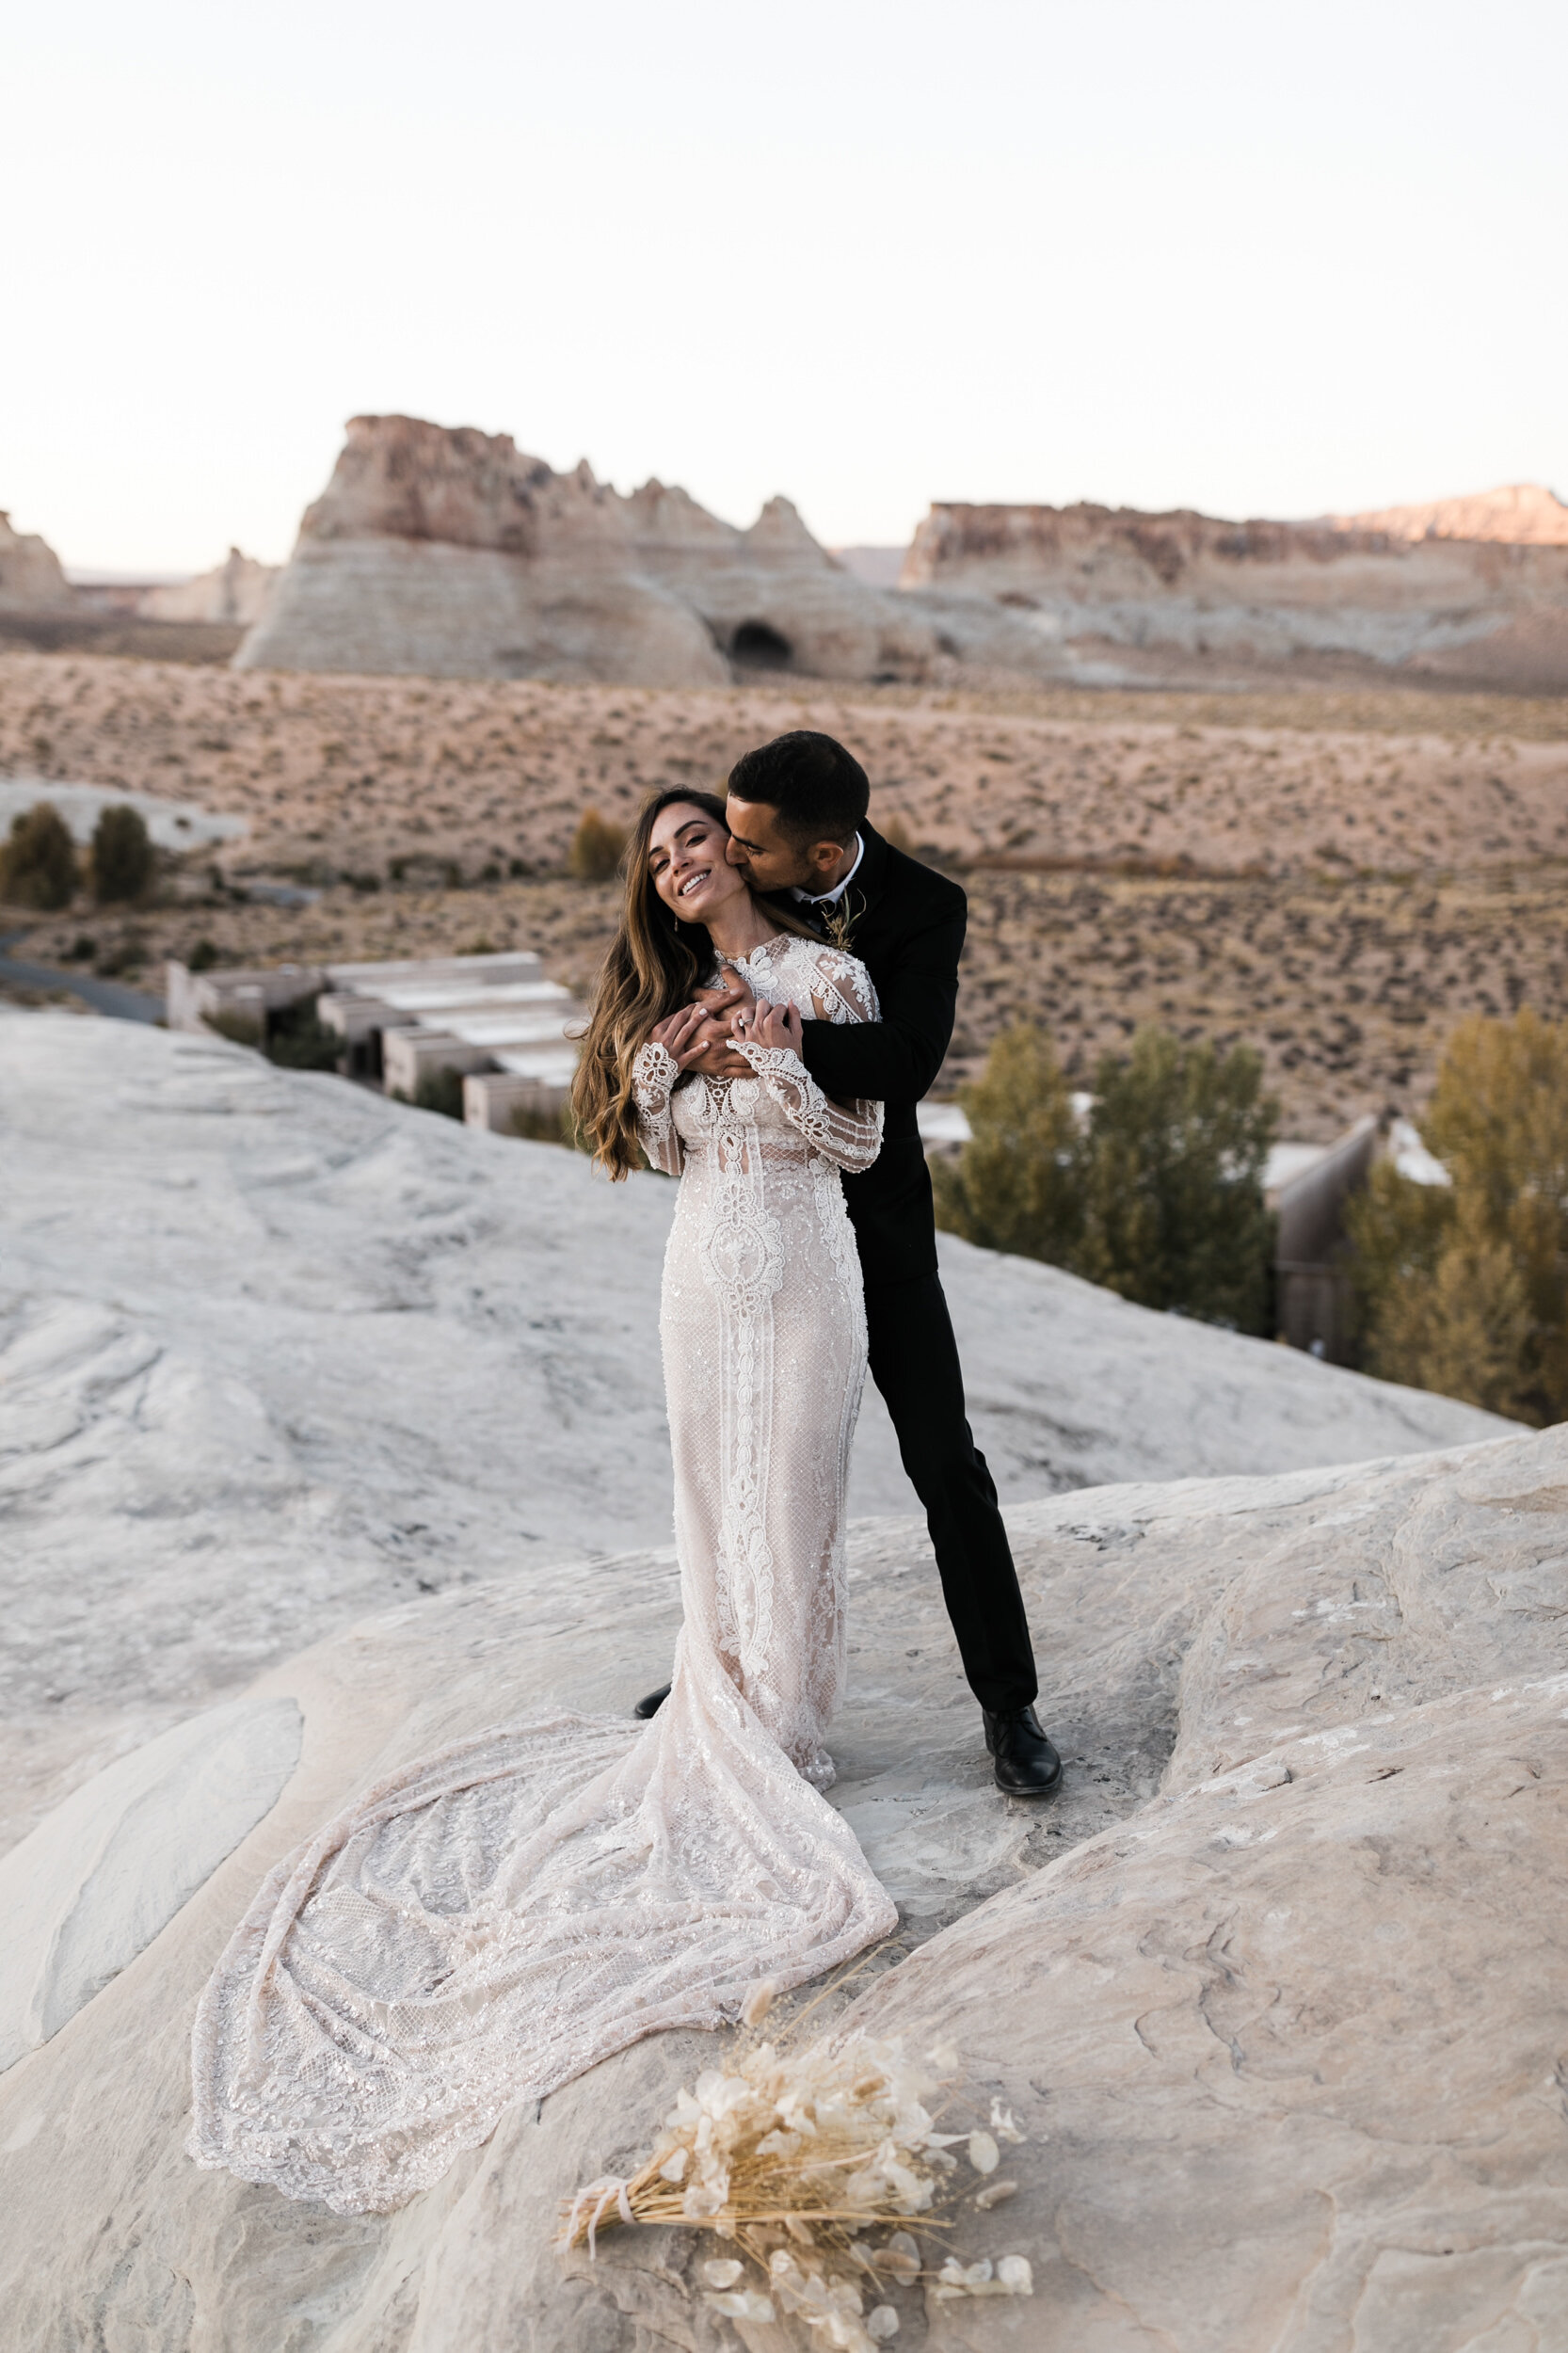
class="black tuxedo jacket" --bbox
[784,823,967,1288]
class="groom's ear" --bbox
[806,838,847,879]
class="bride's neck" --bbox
[703,893,782,960]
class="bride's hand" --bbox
[649,1003,712,1070]
[750,999,801,1052]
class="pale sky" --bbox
[6,0,1564,575]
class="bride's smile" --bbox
[647,800,780,959]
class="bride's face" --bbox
[647,803,750,927]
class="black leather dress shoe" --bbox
[633,1683,671,1720]
[984,1705,1063,1797]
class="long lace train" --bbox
[188,936,895,2214]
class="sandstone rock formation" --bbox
[1332,479,1568,545]
[237,415,937,686]
[0,511,71,613]
[234,418,1568,693]
[902,493,1568,691]
[141,549,279,627]
[0,1330,1560,2345]
[0,1008,1510,1858]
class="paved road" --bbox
[0,939,163,1024]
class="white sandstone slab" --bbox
[0,1694,301,2072]
[0,1423,1562,2348]
[0,1008,1512,1859]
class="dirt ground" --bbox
[2,650,1564,1137]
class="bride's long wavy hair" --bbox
[571,787,814,1180]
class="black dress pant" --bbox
[864,1272,1038,1716]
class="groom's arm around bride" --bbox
[719,731,1063,1800]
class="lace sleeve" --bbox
[803,946,881,1027]
[632,1042,683,1176]
[734,941,883,1173]
[734,1043,883,1174]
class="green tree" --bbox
[1077,1028,1277,1332]
[90,804,155,904]
[933,1021,1082,1263]
[935,1019,1276,1335]
[1349,1011,1568,1423]
[0,802,78,910]
[568,808,628,882]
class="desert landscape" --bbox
[3,646,1565,1133]
[8,0,1567,2334]
[4,423,1567,2353]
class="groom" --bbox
[635,729,1061,1800]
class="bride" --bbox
[188,788,897,2215]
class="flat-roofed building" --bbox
[168,949,585,1122]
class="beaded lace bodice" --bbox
[188,933,896,2216]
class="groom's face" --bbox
[724,795,845,894]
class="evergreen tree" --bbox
[91,805,155,904]
[932,1021,1082,1263]
[1077,1028,1277,1333]
[935,1019,1276,1334]
[1349,1011,1568,1423]
[0,803,78,911]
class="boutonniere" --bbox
[821,888,865,953]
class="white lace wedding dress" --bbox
[188,935,897,2215]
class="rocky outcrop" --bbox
[237,415,938,686]
[0,512,71,613]
[140,550,279,626]
[0,1312,1560,2344]
[234,422,1568,693]
[902,493,1568,691]
[1332,479,1568,544]
[1,1008,1548,2348]
[0,1008,1511,1858]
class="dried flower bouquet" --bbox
[561,1979,1034,2346]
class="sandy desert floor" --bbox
[2,650,1564,1134]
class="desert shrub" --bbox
[264,1002,341,1071]
[1348,1011,1568,1422]
[187,938,220,972]
[932,1021,1082,1263]
[511,1098,580,1147]
[413,1067,467,1120]
[94,932,146,978]
[0,803,78,910]
[569,808,628,882]
[204,1008,264,1047]
[1077,1029,1277,1333]
[90,805,154,904]
[936,1020,1276,1333]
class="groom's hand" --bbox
[695,971,757,1025]
[681,975,754,1078]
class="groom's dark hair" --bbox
[726,731,870,846]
